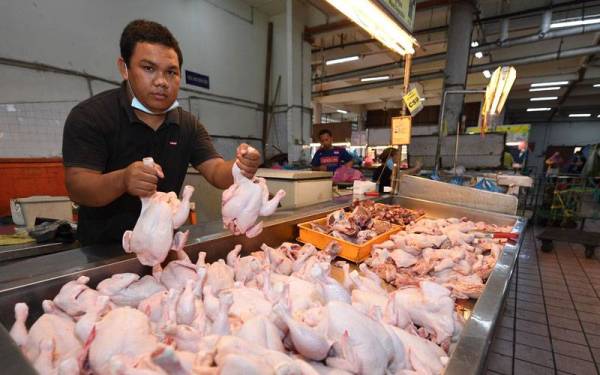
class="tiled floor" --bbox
[485,225,600,375]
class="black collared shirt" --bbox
[62,82,221,246]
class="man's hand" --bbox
[236,143,261,178]
[123,161,164,197]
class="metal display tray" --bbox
[0,195,525,375]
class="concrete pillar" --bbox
[440,0,475,134]
[313,101,322,124]
[356,105,366,131]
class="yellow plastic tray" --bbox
[297,217,404,263]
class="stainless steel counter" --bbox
[0,194,524,375]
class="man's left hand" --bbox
[236,143,261,178]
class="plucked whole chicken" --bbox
[122,157,195,266]
[222,158,286,238]
[11,240,460,375]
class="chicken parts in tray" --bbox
[310,206,395,245]
[11,241,460,375]
[222,161,286,238]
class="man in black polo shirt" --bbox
[62,20,260,246]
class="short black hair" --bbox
[319,129,332,137]
[120,19,183,67]
[379,147,398,162]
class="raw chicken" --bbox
[389,281,459,346]
[89,307,159,375]
[222,160,286,238]
[123,158,194,266]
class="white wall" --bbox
[528,121,600,174]
[0,0,274,157]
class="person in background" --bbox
[502,146,514,169]
[311,129,353,172]
[513,140,528,169]
[567,150,586,174]
[372,147,422,193]
[545,151,563,177]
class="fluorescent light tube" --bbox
[550,17,600,29]
[475,51,484,59]
[419,97,425,101]
[482,70,492,79]
[360,75,390,82]
[527,108,551,112]
[529,87,561,92]
[471,41,479,47]
[326,56,359,65]
[336,109,348,114]
[594,84,600,88]
[531,81,568,87]
[568,113,591,118]
[530,97,558,101]
[326,0,417,55]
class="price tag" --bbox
[403,88,423,116]
[391,116,412,145]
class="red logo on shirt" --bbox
[320,156,339,164]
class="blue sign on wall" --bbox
[185,70,210,89]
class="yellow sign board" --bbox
[391,116,412,145]
[402,88,423,116]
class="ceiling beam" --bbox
[313,22,600,84]
[548,35,600,121]
[313,45,600,97]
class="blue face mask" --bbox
[125,65,180,115]
[386,158,394,170]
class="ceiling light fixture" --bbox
[530,96,558,101]
[336,109,348,114]
[527,108,551,112]
[360,75,390,82]
[482,70,492,79]
[529,87,561,92]
[475,51,484,59]
[594,84,600,88]
[550,16,600,29]
[568,113,591,118]
[325,55,360,65]
[325,0,417,55]
[530,81,569,87]
[471,41,479,47]
[419,97,426,101]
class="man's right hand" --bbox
[123,161,164,197]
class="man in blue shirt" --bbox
[311,129,353,172]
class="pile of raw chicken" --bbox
[365,217,513,300]
[9,240,461,375]
[352,200,425,226]
[309,206,395,244]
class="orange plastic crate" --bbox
[297,217,404,263]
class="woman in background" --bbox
[372,148,422,193]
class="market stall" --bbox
[0,176,525,374]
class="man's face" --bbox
[119,42,181,113]
[319,133,332,149]
[518,141,528,152]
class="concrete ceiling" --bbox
[308,0,600,123]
